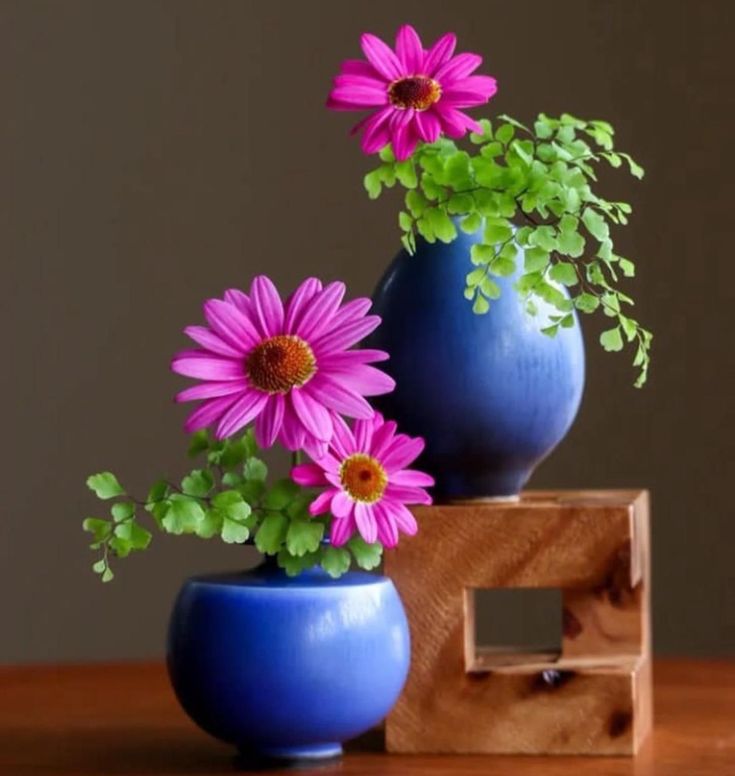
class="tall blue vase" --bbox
[368,227,585,501]
[167,562,410,761]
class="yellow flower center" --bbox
[246,335,316,394]
[388,76,442,111]
[340,454,388,503]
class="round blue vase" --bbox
[166,562,410,761]
[369,227,585,501]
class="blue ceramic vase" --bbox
[167,562,410,761]
[368,226,585,501]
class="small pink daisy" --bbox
[172,276,395,456]
[291,413,434,548]
[327,24,498,160]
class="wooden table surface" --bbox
[0,659,733,775]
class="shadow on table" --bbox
[0,725,385,775]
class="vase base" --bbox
[237,742,343,764]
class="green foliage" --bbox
[286,518,325,557]
[277,548,322,576]
[348,536,383,570]
[110,521,151,557]
[84,428,398,582]
[111,501,134,522]
[364,113,651,386]
[321,546,351,578]
[263,478,300,510]
[86,472,124,499]
[255,511,289,554]
[163,494,205,534]
[600,326,624,352]
[181,469,213,498]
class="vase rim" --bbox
[185,568,389,590]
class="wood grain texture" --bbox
[0,660,733,775]
[384,490,652,755]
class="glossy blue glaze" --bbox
[167,563,410,761]
[368,226,585,500]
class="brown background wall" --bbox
[2,0,733,662]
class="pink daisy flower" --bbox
[291,413,434,548]
[171,276,395,456]
[327,24,498,161]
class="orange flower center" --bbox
[246,335,316,394]
[388,76,441,111]
[340,454,388,503]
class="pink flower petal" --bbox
[184,326,242,358]
[389,469,435,487]
[329,414,358,458]
[173,348,220,360]
[203,299,260,351]
[423,32,457,76]
[303,436,329,460]
[291,387,333,441]
[384,500,419,536]
[324,470,342,489]
[339,58,381,78]
[435,104,483,138]
[391,120,419,161]
[334,73,389,91]
[328,86,389,109]
[317,451,343,475]
[353,416,375,452]
[223,288,252,316]
[358,107,394,154]
[214,390,268,439]
[171,354,244,381]
[390,106,415,130]
[254,392,285,448]
[414,110,442,143]
[324,297,373,331]
[319,349,389,369]
[176,380,249,403]
[381,436,425,472]
[184,396,236,434]
[311,315,381,354]
[395,24,424,73]
[331,490,354,519]
[292,463,329,487]
[279,396,306,451]
[385,484,432,505]
[250,275,284,337]
[336,296,372,317]
[308,489,335,516]
[330,364,396,397]
[284,277,322,334]
[354,501,378,544]
[370,411,385,430]
[303,376,374,420]
[374,500,399,548]
[435,53,483,84]
[360,32,403,81]
[330,513,357,546]
[368,419,399,459]
[295,281,346,341]
[440,75,498,107]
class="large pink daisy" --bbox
[327,24,498,160]
[172,276,395,456]
[291,413,434,548]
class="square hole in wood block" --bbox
[467,588,563,671]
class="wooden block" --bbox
[384,490,652,755]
